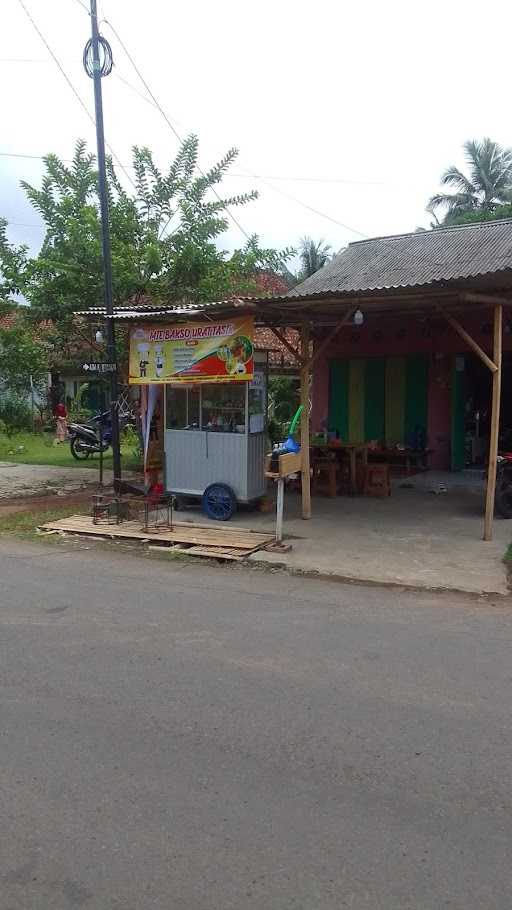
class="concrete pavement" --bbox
[179,480,511,594]
[1,539,512,908]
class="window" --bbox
[201,384,246,433]
[166,386,200,429]
[248,370,266,433]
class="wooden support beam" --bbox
[300,320,312,520]
[437,308,497,373]
[305,308,356,371]
[269,327,304,366]
[462,291,512,308]
[484,305,503,541]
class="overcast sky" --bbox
[3,0,512,265]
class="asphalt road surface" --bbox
[1,538,511,909]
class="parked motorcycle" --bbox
[68,411,132,460]
[495,453,512,519]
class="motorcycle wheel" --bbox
[495,479,512,519]
[70,437,91,460]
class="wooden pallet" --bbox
[41,514,273,561]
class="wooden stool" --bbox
[312,458,340,498]
[363,464,391,497]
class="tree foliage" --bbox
[296,236,332,282]
[0,320,49,397]
[427,138,512,225]
[0,137,293,332]
[0,219,27,312]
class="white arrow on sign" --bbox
[83,363,90,371]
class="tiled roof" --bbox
[285,219,512,299]
[0,310,18,329]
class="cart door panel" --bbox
[165,429,249,500]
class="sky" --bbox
[3,0,512,268]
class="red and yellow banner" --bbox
[129,316,254,384]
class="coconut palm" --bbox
[297,236,332,281]
[428,138,512,223]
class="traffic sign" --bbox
[82,362,117,373]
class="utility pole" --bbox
[85,0,122,490]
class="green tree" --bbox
[2,138,292,333]
[433,202,512,228]
[296,236,332,282]
[427,138,512,224]
[0,219,27,314]
[0,320,49,398]
[268,376,299,424]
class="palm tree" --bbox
[297,236,332,281]
[428,138,512,223]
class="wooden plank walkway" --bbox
[41,514,274,561]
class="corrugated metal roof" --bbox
[74,299,251,319]
[285,219,512,299]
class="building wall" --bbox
[312,310,512,470]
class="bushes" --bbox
[268,376,299,445]
[123,424,143,468]
[0,394,32,437]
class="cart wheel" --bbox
[202,483,237,521]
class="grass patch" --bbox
[0,503,89,534]
[504,543,512,564]
[0,432,139,471]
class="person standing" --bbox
[54,401,68,444]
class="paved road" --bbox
[1,539,512,909]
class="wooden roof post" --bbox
[300,320,312,519]
[484,304,503,540]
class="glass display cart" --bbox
[164,351,268,519]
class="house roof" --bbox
[76,221,512,329]
[0,310,18,329]
[281,219,512,301]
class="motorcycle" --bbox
[68,410,132,460]
[495,453,512,519]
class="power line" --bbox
[102,17,254,243]
[15,0,136,191]
[0,150,401,188]
[101,20,367,239]
[0,57,49,63]
[227,173,398,187]
[7,7,370,240]
[237,169,368,238]
[112,70,163,111]
[1,147,368,239]
[5,221,43,230]
[72,0,91,14]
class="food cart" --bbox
[129,315,268,519]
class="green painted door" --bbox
[385,357,406,445]
[451,356,466,471]
[348,359,365,442]
[328,355,428,445]
[328,360,348,440]
[405,356,429,445]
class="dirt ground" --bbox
[0,462,122,501]
[0,491,93,519]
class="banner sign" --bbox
[129,316,254,384]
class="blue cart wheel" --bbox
[202,483,237,521]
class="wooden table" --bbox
[310,442,369,494]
